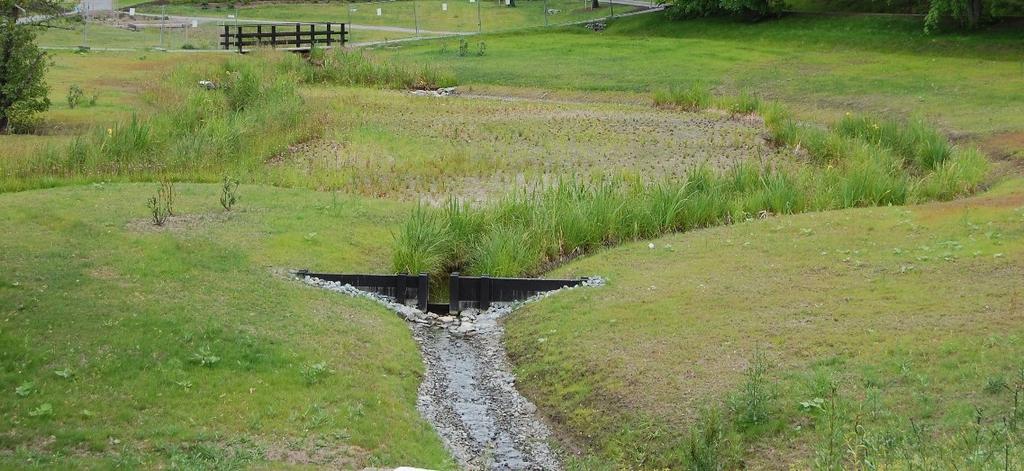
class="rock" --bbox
[438,315,456,324]
[456,322,476,334]
[198,80,216,90]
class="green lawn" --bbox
[379,13,1024,140]
[508,177,1024,467]
[37,21,225,50]
[140,0,637,42]
[0,183,453,468]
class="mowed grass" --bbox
[0,183,452,468]
[36,21,226,50]
[380,13,1024,138]
[505,178,1024,468]
[142,0,632,39]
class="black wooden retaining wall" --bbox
[298,270,586,314]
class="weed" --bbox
[302,361,332,385]
[730,349,774,428]
[477,41,487,56]
[54,367,73,379]
[28,403,53,417]
[291,48,455,90]
[15,381,34,397]
[220,175,239,211]
[681,408,738,470]
[458,38,469,57]
[146,180,174,226]
[190,346,220,367]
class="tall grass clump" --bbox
[835,114,952,170]
[287,48,456,90]
[653,82,713,111]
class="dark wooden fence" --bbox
[298,270,587,314]
[220,22,347,53]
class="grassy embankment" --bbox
[0,183,453,468]
[506,177,1024,468]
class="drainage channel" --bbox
[302,274,604,470]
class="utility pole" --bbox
[412,0,419,36]
[544,0,548,26]
[160,4,166,48]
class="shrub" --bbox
[220,175,239,211]
[67,85,85,109]
[146,180,175,226]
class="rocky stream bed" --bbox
[303,275,604,470]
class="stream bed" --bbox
[304,275,603,470]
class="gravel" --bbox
[302,274,604,470]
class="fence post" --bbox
[480,275,491,310]
[256,24,262,47]
[417,273,429,311]
[326,22,332,46]
[236,26,243,53]
[449,272,460,314]
[477,0,482,33]
[271,24,277,47]
[222,24,229,49]
[295,23,301,49]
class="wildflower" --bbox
[106,128,113,137]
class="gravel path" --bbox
[303,275,603,470]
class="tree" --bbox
[924,0,1024,31]
[664,0,783,19]
[1,0,60,133]
[592,0,600,9]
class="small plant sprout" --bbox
[29,403,53,417]
[146,179,175,226]
[477,41,486,56]
[15,381,34,397]
[220,175,239,211]
[190,347,220,367]
[302,361,332,385]
[54,367,74,379]
[458,38,469,57]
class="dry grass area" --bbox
[275,87,793,201]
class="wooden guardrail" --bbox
[220,22,347,53]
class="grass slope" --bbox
[0,184,451,469]
[381,13,1024,137]
[506,178,1024,468]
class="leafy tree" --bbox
[1,0,61,133]
[924,0,1024,31]
[664,0,784,19]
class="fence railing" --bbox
[220,22,347,52]
[298,270,587,314]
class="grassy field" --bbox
[37,21,226,50]
[283,87,790,200]
[4,9,1024,468]
[0,183,452,468]
[380,13,1024,142]
[139,0,636,40]
[507,177,1024,468]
